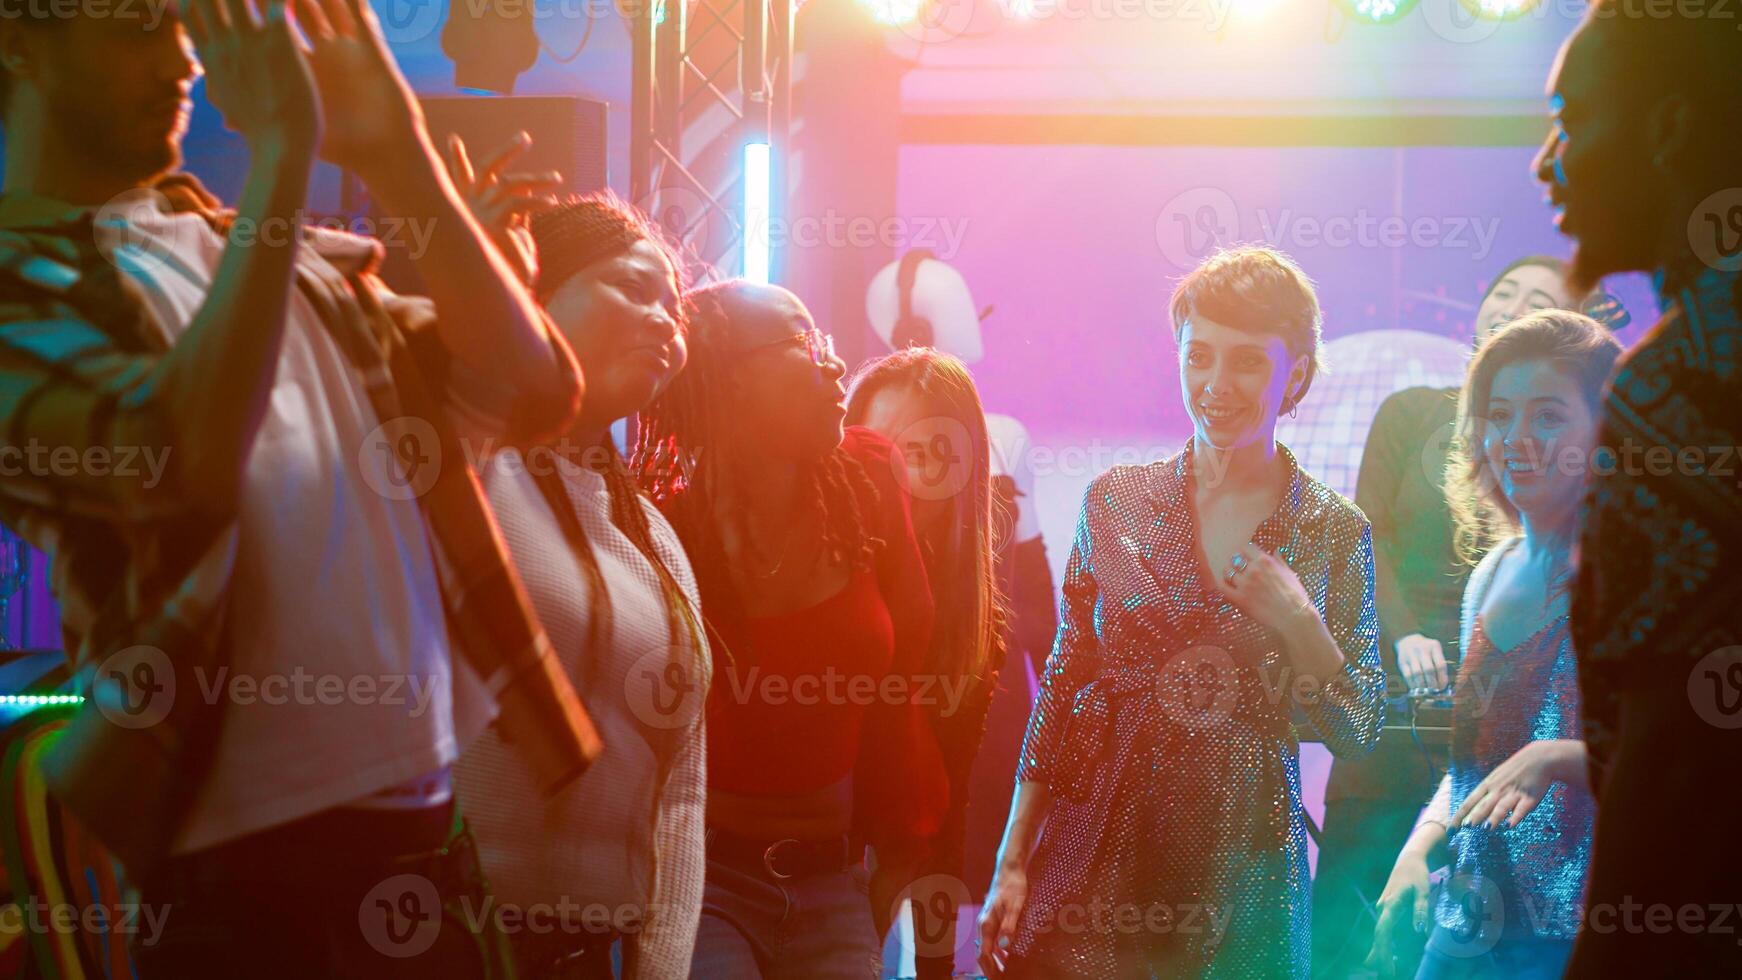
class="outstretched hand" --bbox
[289,0,427,180]
[444,132,564,287]
[182,0,322,158]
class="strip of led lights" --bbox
[0,694,84,706]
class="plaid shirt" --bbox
[0,174,598,873]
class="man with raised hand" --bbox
[0,0,590,974]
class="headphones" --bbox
[891,248,937,350]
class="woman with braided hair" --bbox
[634,280,949,978]
[449,178,711,978]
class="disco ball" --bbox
[1275,329,1469,501]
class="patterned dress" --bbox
[1437,540,1593,947]
[1012,445,1384,978]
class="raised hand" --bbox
[182,0,321,156]
[444,132,564,287]
[290,0,427,181]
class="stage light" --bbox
[1228,0,1285,24]
[859,0,927,25]
[1458,0,1538,17]
[1335,0,1418,23]
[744,141,771,285]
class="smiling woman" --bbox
[1369,310,1620,980]
[977,245,1384,980]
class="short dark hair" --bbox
[1584,0,1742,153]
[1168,244,1325,413]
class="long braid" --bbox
[598,436,705,657]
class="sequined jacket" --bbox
[1012,444,1383,978]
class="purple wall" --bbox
[894,141,1657,585]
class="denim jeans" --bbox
[1415,925,1573,980]
[688,841,880,979]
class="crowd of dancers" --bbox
[0,0,1736,978]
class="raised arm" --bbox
[291,0,580,441]
[0,0,319,521]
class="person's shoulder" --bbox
[1075,452,1180,522]
[1292,457,1371,534]
[1378,385,1458,419]
[841,424,895,462]
[840,425,904,495]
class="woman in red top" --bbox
[635,280,949,978]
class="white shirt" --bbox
[455,450,710,979]
[97,195,494,853]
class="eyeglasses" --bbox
[738,327,837,368]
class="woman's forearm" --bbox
[1280,604,1348,681]
[994,780,1052,874]
[1550,739,1592,795]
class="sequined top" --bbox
[1436,539,1592,943]
[1012,444,1384,978]
[1572,266,1741,791]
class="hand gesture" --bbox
[1453,739,1572,829]
[444,132,563,287]
[1396,633,1450,692]
[1366,851,1433,979]
[289,0,426,179]
[976,864,1028,979]
[183,0,321,156]
[1216,542,1316,633]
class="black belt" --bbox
[705,828,860,881]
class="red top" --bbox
[704,426,948,846]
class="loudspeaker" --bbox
[360,94,609,293]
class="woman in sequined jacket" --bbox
[977,246,1387,979]
[1367,310,1619,980]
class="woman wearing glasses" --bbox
[635,280,948,977]
[977,246,1384,979]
